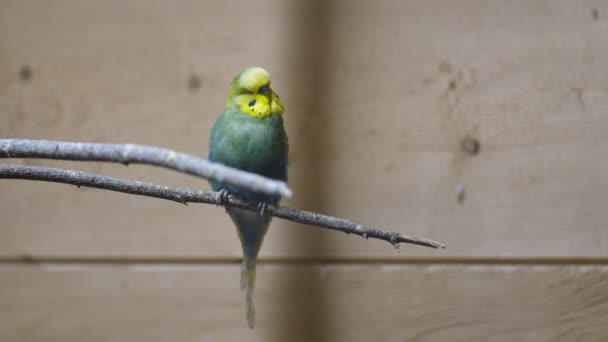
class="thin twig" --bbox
[0,164,445,249]
[0,139,291,198]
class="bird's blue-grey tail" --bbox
[241,256,256,328]
[226,207,272,329]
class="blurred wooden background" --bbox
[1,0,608,341]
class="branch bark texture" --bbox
[0,139,291,198]
[0,164,445,249]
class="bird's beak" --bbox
[270,89,284,115]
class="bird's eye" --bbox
[258,86,269,94]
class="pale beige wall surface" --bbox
[1,265,607,342]
[1,0,608,259]
[1,0,607,341]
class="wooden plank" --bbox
[0,264,606,341]
[1,0,608,258]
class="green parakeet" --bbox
[208,67,288,328]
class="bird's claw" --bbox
[214,189,229,206]
[257,201,267,216]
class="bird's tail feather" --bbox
[227,207,270,329]
[241,256,256,329]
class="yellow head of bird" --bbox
[226,67,284,119]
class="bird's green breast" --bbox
[208,107,288,202]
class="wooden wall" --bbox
[1,0,607,340]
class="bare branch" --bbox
[0,164,446,249]
[0,139,291,199]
